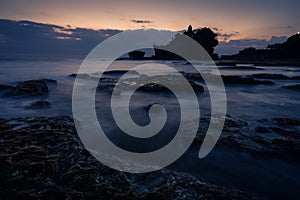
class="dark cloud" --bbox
[212,27,222,32]
[216,31,240,41]
[0,19,121,59]
[131,19,152,24]
[269,36,288,44]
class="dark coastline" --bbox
[216,59,300,67]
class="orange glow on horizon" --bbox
[0,0,298,41]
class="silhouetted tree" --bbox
[267,43,283,50]
[283,34,300,59]
[184,25,218,56]
[154,25,219,60]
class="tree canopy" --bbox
[183,25,219,56]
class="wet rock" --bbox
[0,116,254,200]
[0,84,12,91]
[68,73,90,78]
[251,73,290,79]
[139,83,168,92]
[220,131,270,154]
[138,81,204,93]
[219,66,264,70]
[282,84,300,90]
[272,118,300,126]
[96,78,119,94]
[120,74,204,93]
[103,70,139,76]
[269,127,300,139]
[182,73,274,85]
[26,100,51,109]
[189,81,204,92]
[133,170,253,200]
[225,116,248,127]
[222,75,274,85]
[255,126,271,133]
[41,79,57,84]
[182,72,204,81]
[0,116,138,200]
[291,76,300,80]
[3,80,48,97]
[195,115,300,155]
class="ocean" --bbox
[0,59,300,199]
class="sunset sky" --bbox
[1,0,299,41]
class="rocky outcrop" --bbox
[0,116,137,199]
[3,80,49,97]
[195,115,300,155]
[0,116,253,200]
[132,170,252,200]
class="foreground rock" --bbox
[195,115,300,155]
[282,84,300,90]
[0,116,253,200]
[2,80,51,97]
[26,100,51,109]
[131,170,253,200]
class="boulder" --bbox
[3,80,49,97]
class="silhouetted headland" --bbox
[219,33,300,66]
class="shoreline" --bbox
[1,57,300,67]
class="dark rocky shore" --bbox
[0,116,254,200]
[1,71,300,199]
